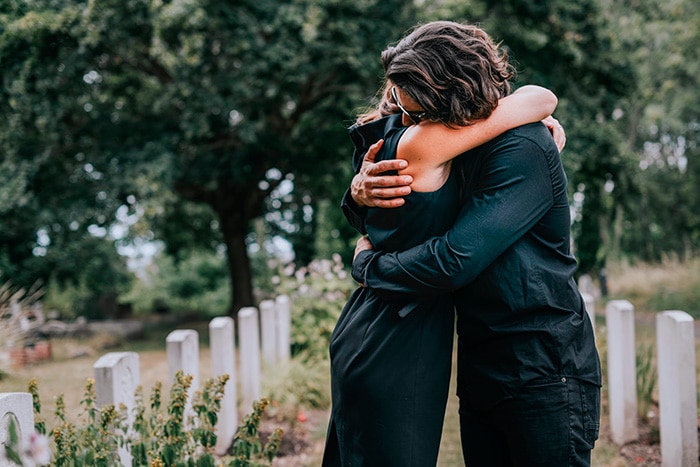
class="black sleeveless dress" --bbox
[322,115,460,466]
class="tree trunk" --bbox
[219,212,255,315]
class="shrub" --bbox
[230,399,283,467]
[262,353,331,415]
[23,373,283,467]
[273,254,356,361]
[257,255,355,414]
[40,235,133,321]
[121,250,230,318]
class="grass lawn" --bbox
[0,310,692,466]
[1,259,698,466]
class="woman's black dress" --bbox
[322,115,461,466]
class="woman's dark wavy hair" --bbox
[358,21,514,126]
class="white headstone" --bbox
[238,307,261,412]
[0,392,35,467]
[259,300,277,366]
[209,316,238,455]
[275,295,291,362]
[94,352,140,407]
[605,299,638,445]
[166,329,200,415]
[578,274,597,299]
[94,351,140,466]
[581,292,596,339]
[656,310,698,467]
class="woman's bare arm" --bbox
[397,85,558,169]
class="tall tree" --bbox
[606,0,700,262]
[1,0,417,313]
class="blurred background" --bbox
[1,1,699,465]
[1,0,698,320]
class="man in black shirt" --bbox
[345,121,601,466]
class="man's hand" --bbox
[351,139,413,208]
[352,236,375,287]
[542,116,566,152]
[354,235,374,261]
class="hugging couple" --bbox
[321,20,601,467]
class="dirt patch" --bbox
[263,409,328,466]
[598,411,662,466]
[226,408,328,467]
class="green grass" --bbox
[607,257,700,317]
[1,259,697,466]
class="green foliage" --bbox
[230,399,283,467]
[2,0,698,314]
[603,0,700,264]
[0,0,418,312]
[426,0,700,272]
[312,199,360,267]
[42,276,93,321]
[635,344,656,421]
[273,255,356,361]
[483,0,635,274]
[51,378,126,466]
[26,372,283,466]
[28,378,46,436]
[262,354,331,414]
[122,249,230,317]
[9,233,133,320]
[2,417,25,466]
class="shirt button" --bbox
[561,377,567,383]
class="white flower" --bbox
[24,431,51,465]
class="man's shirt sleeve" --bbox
[341,188,368,235]
[354,135,556,298]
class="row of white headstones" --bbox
[1,294,698,467]
[583,295,698,467]
[0,294,291,466]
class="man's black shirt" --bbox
[350,122,601,408]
